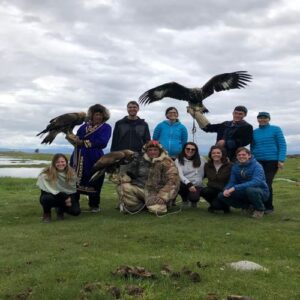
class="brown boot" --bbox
[42,212,51,223]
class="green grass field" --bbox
[0,153,299,299]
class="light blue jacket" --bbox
[251,124,286,162]
[153,120,188,158]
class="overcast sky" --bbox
[1,0,299,154]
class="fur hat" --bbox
[87,104,110,121]
[142,140,164,153]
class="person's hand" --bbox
[65,197,72,207]
[278,161,284,169]
[216,139,225,147]
[189,185,197,193]
[66,133,83,146]
[223,187,235,197]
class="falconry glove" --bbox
[187,104,210,129]
[65,133,78,146]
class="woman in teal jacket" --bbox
[251,111,287,213]
[153,107,188,159]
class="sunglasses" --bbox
[185,147,196,151]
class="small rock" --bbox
[125,284,144,296]
[170,271,181,279]
[207,293,218,300]
[228,260,268,271]
[196,262,209,269]
[107,286,121,299]
[227,295,251,300]
[181,266,192,275]
[189,271,201,282]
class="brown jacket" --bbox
[126,151,180,203]
[204,161,232,191]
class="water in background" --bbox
[0,168,43,178]
[0,156,49,178]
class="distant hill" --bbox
[0,147,110,155]
[0,147,73,155]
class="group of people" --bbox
[37,101,287,222]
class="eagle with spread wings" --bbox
[36,112,87,144]
[139,71,252,112]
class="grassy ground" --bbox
[0,155,299,299]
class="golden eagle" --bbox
[37,112,87,144]
[90,150,138,182]
[139,71,252,112]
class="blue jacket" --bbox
[225,157,269,198]
[251,124,287,162]
[153,120,188,157]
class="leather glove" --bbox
[187,105,210,129]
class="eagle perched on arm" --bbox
[139,71,252,112]
[36,112,87,144]
[89,150,138,182]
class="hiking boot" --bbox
[190,202,198,208]
[90,207,100,213]
[241,207,254,216]
[223,206,231,214]
[181,201,189,208]
[42,213,51,223]
[252,210,264,219]
[56,211,64,220]
[207,206,215,213]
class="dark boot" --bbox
[42,212,51,223]
[56,207,64,220]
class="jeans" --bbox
[218,187,268,211]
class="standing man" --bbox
[111,101,151,152]
[188,105,253,161]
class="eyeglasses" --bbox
[185,148,196,151]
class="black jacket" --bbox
[110,117,151,152]
[203,120,253,160]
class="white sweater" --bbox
[175,156,206,187]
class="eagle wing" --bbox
[37,112,86,136]
[90,150,135,182]
[201,71,252,100]
[37,112,86,144]
[139,82,190,104]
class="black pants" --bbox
[200,187,230,211]
[87,173,105,208]
[258,160,278,210]
[40,191,81,216]
[178,182,201,203]
[77,173,105,209]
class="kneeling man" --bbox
[116,140,180,215]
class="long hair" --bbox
[208,145,228,164]
[41,153,75,184]
[178,142,201,168]
[87,104,110,122]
